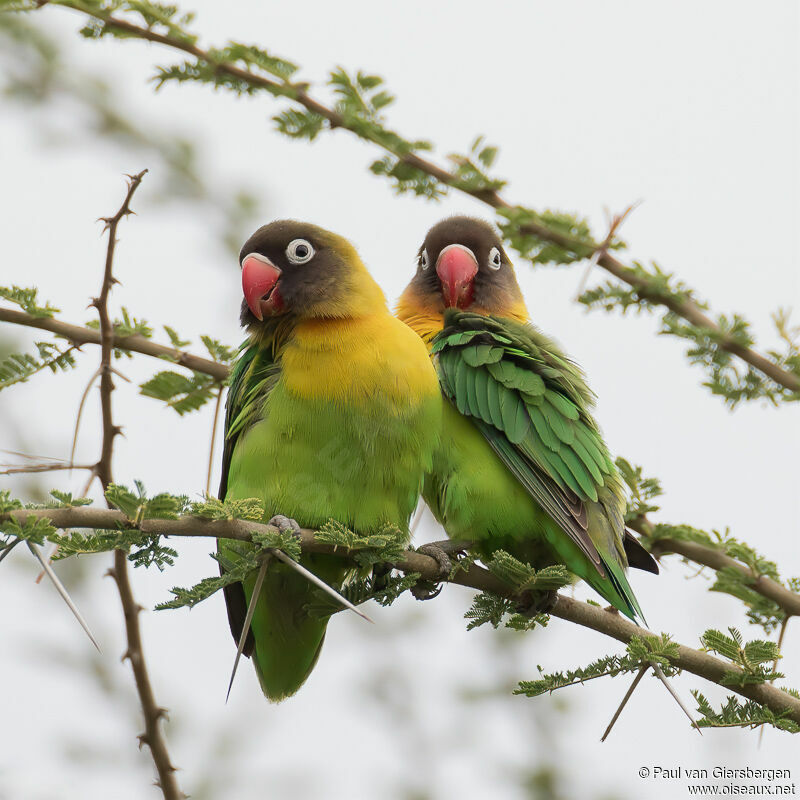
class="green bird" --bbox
[219,220,441,700]
[397,217,657,621]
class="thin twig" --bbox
[759,616,791,746]
[0,462,94,476]
[574,202,640,300]
[70,366,102,469]
[92,170,184,800]
[205,387,224,496]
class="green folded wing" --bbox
[432,311,624,582]
[217,339,281,656]
[218,341,281,501]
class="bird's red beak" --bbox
[436,244,478,309]
[241,253,283,320]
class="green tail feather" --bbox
[590,554,646,625]
[245,554,347,702]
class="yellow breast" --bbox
[281,313,439,410]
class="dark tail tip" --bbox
[623,530,659,575]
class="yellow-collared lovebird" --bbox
[396,217,657,621]
[219,220,441,700]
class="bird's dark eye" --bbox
[286,238,315,264]
[488,246,502,270]
[419,249,429,270]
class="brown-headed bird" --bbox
[219,220,441,700]
[396,216,657,620]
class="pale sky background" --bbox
[1,2,799,799]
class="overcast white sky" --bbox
[1,2,799,799]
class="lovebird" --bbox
[219,220,441,700]
[396,217,657,621]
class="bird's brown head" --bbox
[239,220,384,329]
[397,217,528,336]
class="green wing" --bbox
[218,341,280,502]
[217,339,281,655]
[432,311,646,617]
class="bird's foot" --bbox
[411,541,454,601]
[515,589,558,617]
[370,562,393,592]
[268,514,302,542]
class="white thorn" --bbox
[27,541,101,652]
[226,558,269,702]
[652,663,703,735]
[270,549,374,624]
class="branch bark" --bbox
[2,506,799,725]
[90,171,185,800]
[0,307,229,381]
[43,1,800,395]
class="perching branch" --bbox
[88,170,185,800]
[31,0,800,397]
[2,505,799,726]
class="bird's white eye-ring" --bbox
[488,246,502,270]
[419,249,430,270]
[286,238,315,264]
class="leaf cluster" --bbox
[693,691,799,733]
[515,633,680,698]
[615,457,663,522]
[85,306,153,357]
[0,284,58,317]
[140,333,233,414]
[700,627,783,686]
[305,570,422,620]
[0,341,76,391]
[497,206,598,266]
[314,519,407,568]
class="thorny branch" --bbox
[36,0,800,396]
[2,505,799,726]
[90,170,185,800]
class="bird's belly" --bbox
[424,404,557,566]
[225,385,430,534]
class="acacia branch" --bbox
[2,505,798,725]
[41,1,800,395]
[0,307,229,381]
[90,171,184,800]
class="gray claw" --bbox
[268,515,302,539]
[416,542,452,579]
[411,542,453,601]
[515,589,557,617]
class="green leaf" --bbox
[189,495,265,521]
[0,285,58,317]
[314,520,407,567]
[0,342,77,391]
[693,691,799,733]
[140,369,217,414]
